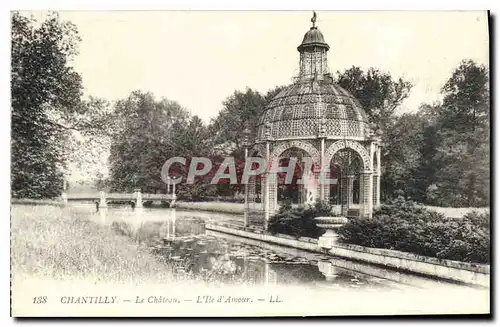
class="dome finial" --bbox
[311,11,317,28]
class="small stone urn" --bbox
[314,216,348,249]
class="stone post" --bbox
[99,191,108,208]
[61,179,68,204]
[136,189,143,208]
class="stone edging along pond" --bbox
[206,223,490,288]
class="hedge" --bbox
[267,201,332,239]
[337,197,490,264]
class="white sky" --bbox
[33,10,489,122]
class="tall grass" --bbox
[11,205,174,284]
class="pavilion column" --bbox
[319,138,326,201]
[264,142,271,230]
[313,162,322,203]
[376,147,381,207]
[341,175,354,216]
[300,183,306,204]
[244,148,250,227]
[247,176,256,204]
[323,176,331,203]
[360,170,373,218]
[347,175,354,207]
[372,174,379,208]
[340,176,348,216]
[268,174,278,214]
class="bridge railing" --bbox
[66,192,174,200]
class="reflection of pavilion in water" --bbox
[158,210,176,241]
[103,209,381,287]
[240,260,355,286]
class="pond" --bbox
[89,205,478,291]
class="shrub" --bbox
[142,200,153,208]
[337,197,490,264]
[267,201,333,238]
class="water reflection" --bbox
[93,206,466,290]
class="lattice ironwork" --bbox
[257,80,370,141]
[247,15,381,224]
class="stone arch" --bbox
[323,140,371,171]
[270,140,321,169]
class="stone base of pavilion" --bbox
[206,221,490,288]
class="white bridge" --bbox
[64,189,177,208]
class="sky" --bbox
[32,10,489,122]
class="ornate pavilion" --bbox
[244,13,382,227]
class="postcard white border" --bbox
[2,0,497,325]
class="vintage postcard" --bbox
[10,10,490,317]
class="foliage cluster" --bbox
[267,201,333,239]
[11,12,490,210]
[337,197,490,264]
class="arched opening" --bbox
[328,163,342,205]
[329,148,363,216]
[276,147,315,207]
[245,149,266,227]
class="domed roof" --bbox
[256,78,370,141]
[256,13,372,142]
[298,27,330,51]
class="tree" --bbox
[335,66,413,133]
[382,113,425,200]
[65,97,114,188]
[210,86,286,156]
[108,91,192,193]
[428,60,490,206]
[208,86,286,196]
[210,88,266,154]
[440,60,489,133]
[335,67,413,201]
[11,12,83,198]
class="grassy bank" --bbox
[11,204,173,283]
